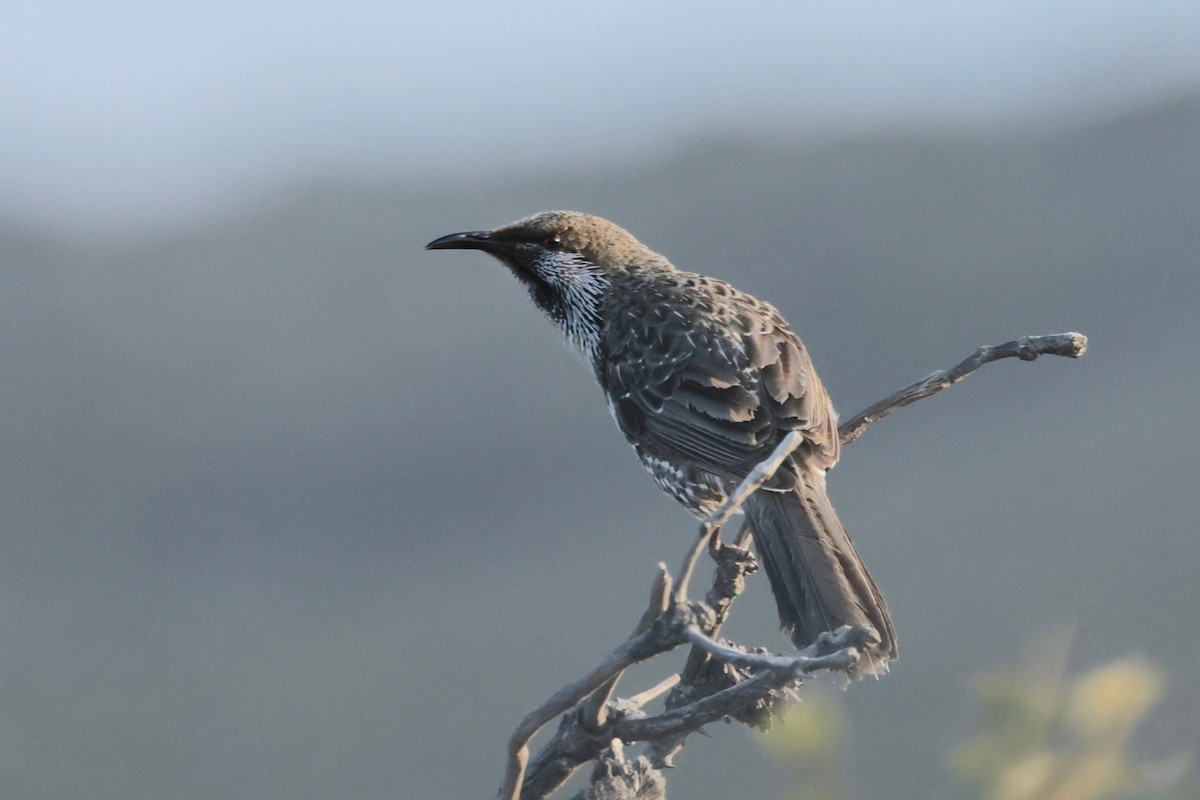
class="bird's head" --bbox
[426,211,670,355]
[425,209,666,273]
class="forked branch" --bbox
[496,332,1088,800]
[838,332,1087,445]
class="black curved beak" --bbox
[425,230,502,252]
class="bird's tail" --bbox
[743,467,896,674]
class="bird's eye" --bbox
[542,236,564,251]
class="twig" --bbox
[499,570,688,800]
[838,332,1088,446]
[702,430,806,535]
[613,668,789,743]
[582,565,672,730]
[625,674,682,711]
[676,333,1088,600]
[673,431,805,603]
[613,626,865,744]
[683,624,867,675]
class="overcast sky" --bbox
[5,0,1200,229]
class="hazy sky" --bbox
[4,8,1199,798]
[5,0,1200,228]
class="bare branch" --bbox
[518,622,867,799]
[497,329,1088,800]
[625,675,681,711]
[647,527,760,769]
[838,332,1088,446]
[670,528,716,610]
[569,746,666,800]
[702,430,806,535]
[499,572,691,800]
[614,627,864,743]
[683,624,866,675]
[673,431,804,603]
[582,565,673,731]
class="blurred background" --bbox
[3,2,1198,798]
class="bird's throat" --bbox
[521,254,610,362]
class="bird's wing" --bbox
[601,279,839,484]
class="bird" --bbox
[426,211,895,672]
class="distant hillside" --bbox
[1,92,1197,800]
